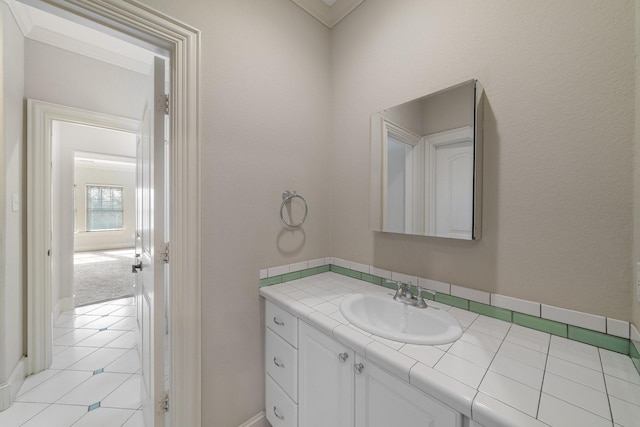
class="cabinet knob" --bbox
[354,362,364,374]
[273,406,285,420]
[273,357,285,369]
[273,317,285,326]
[338,352,349,363]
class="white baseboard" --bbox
[54,297,75,324]
[0,356,27,411]
[239,411,267,427]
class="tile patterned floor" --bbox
[0,297,144,427]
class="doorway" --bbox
[23,1,201,425]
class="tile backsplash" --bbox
[260,257,640,375]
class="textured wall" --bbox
[634,0,640,330]
[0,1,25,384]
[331,0,635,320]
[136,0,332,425]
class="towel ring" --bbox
[280,191,308,228]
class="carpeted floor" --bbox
[73,248,135,307]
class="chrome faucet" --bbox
[390,281,432,309]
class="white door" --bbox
[134,56,167,427]
[433,141,473,239]
[299,322,354,427]
[354,356,461,427]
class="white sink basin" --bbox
[339,293,463,345]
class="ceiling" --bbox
[5,0,365,76]
[8,0,155,74]
[290,0,365,28]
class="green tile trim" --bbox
[361,273,382,286]
[282,271,302,282]
[259,262,638,357]
[469,301,512,323]
[331,265,362,279]
[513,312,568,337]
[300,267,319,278]
[435,293,469,310]
[568,326,630,355]
[259,276,282,287]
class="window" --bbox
[86,185,124,231]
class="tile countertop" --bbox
[259,272,640,427]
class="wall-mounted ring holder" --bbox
[280,190,308,228]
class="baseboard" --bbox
[238,411,267,427]
[54,297,75,324]
[0,356,27,411]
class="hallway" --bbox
[0,298,144,426]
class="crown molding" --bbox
[290,0,365,28]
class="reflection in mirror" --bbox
[370,80,483,240]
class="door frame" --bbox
[25,1,201,425]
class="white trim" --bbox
[27,99,141,375]
[54,296,75,325]
[0,356,27,411]
[26,2,202,425]
[238,411,266,427]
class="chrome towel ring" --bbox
[280,190,308,228]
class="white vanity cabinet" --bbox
[296,320,462,427]
[354,354,462,427]
[265,302,299,427]
[299,321,355,427]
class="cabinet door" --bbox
[354,356,461,427]
[299,322,355,427]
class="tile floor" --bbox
[0,297,144,427]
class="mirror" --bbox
[370,80,483,240]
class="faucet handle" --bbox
[415,286,431,309]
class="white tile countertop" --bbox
[259,272,640,427]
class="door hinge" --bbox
[160,392,169,412]
[160,242,170,263]
[164,94,169,115]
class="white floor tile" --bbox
[75,330,126,348]
[108,317,138,331]
[101,374,142,409]
[53,327,74,339]
[21,403,87,427]
[18,370,61,397]
[53,345,69,356]
[53,329,99,347]
[67,348,129,372]
[479,370,540,417]
[0,402,48,426]
[542,372,610,420]
[122,410,145,427]
[83,304,125,316]
[104,331,137,349]
[50,347,98,370]
[109,305,136,317]
[81,315,128,330]
[538,393,612,427]
[57,372,131,406]
[71,407,137,427]
[105,349,141,374]
[57,315,102,329]
[15,370,92,404]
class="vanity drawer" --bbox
[266,301,298,347]
[266,374,298,427]
[266,328,298,402]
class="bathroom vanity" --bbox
[261,272,640,427]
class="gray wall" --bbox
[0,1,25,393]
[331,0,634,320]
